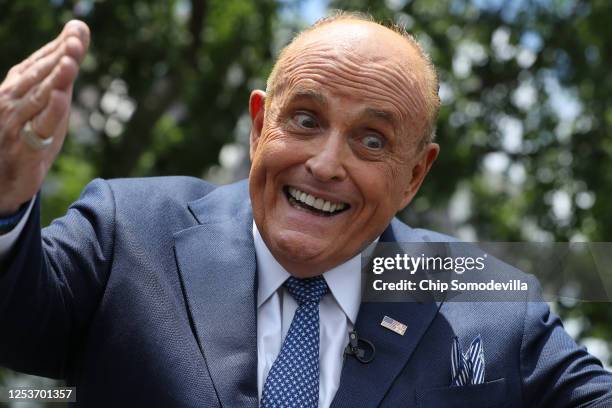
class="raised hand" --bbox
[0,20,90,215]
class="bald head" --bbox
[265,12,440,145]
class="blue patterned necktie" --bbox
[261,276,329,408]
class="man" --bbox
[1,13,611,408]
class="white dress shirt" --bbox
[254,222,362,408]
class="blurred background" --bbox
[0,0,610,405]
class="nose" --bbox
[305,132,348,182]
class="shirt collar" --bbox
[253,222,362,325]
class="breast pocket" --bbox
[416,378,507,408]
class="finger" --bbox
[3,20,89,93]
[30,89,70,140]
[15,38,62,75]
[17,20,90,74]
[2,37,61,87]
[16,56,78,124]
[70,20,91,52]
[12,36,85,98]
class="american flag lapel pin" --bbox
[380,315,407,336]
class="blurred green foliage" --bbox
[0,0,610,395]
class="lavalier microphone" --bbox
[344,330,376,364]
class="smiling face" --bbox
[249,20,439,277]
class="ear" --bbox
[249,90,266,161]
[399,142,440,209]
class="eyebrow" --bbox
[364,107,400,130]
[286,88,400,130]
[288,89,329,107]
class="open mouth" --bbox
[283,186,350,217]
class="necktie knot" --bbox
[284,276,329,305]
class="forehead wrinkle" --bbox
[289,70,405,115]
[337,51,430,127]
[274,39,430,138]
[269,44,335,106]
[295,46,421,99]
[285,80,403,134]
[296,25,429,89]
[286,61,426,126]
[288,75,425,142]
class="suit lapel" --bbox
[174,182,444,408]
[174,180,258,408]
[330,301,441,408]
[331,220,443,408]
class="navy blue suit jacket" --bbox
[1,177,611,407]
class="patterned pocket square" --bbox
[451,334,485,386]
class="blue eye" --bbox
[292,112,318,129]
[361,134,384,150]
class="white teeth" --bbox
[287,187,347,213]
